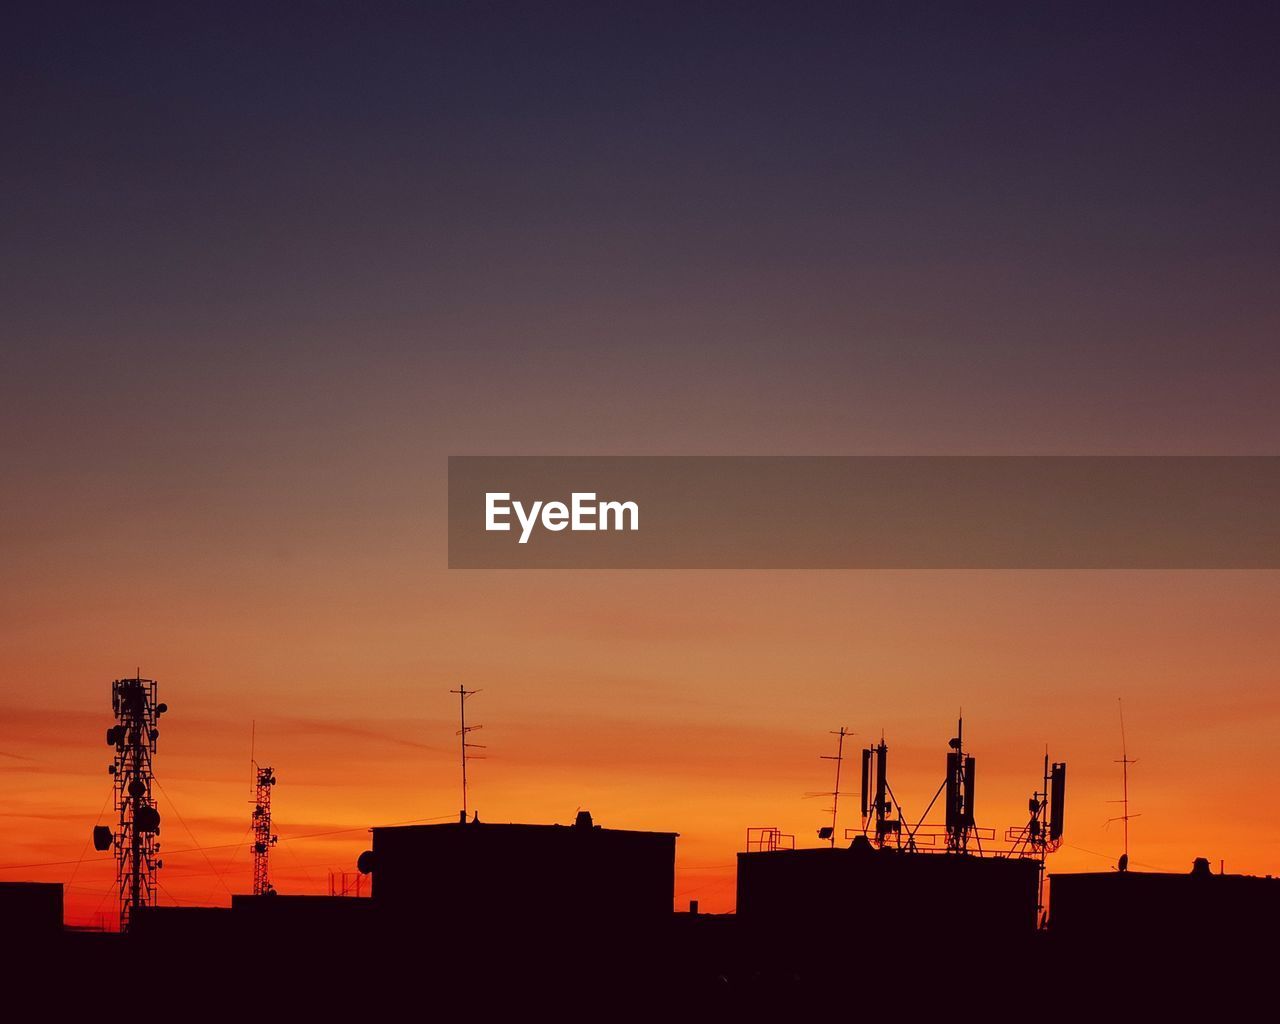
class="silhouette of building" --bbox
[360,810,677,928]
[1050,860,1280,942]
[128,894,377,952]
[0,881,63,940]
[230,892,375,936]
[738,838,1041,938]
[130,904,233,944]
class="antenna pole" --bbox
[1105,697,1139,867]
[820,727,850,848]
[450,686,484,820]
[1119,698,1132,861]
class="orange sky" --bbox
[4,567,1278,925]
[4,2,1279,930]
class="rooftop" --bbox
[371,810,678,839]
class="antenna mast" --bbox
[251,763,278,895]
[945,714,976,854]
[95,674,166,931]
[819,727,851,848]
[860,733,903,847]
[1107,698,1139,866]
[450,686,484,820]
[1017,749,1067,924]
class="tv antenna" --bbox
[1106,697,1138,868]
[450,686,485,820]
[814,727,852,847]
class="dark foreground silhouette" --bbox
[4,848,1276,1016]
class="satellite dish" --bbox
[356,850,375,874]
[135,806,161,834]
[128,779,146,799]
[92,825,113,851]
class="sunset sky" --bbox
[3,3,1278,926]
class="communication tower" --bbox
[1007,752,1067,923]
[944,716,977,853]
[251,764,278,896]
[92,674,167,931]
[859,735,902,847]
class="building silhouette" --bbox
[361,810,677,929]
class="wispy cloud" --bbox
[268,716,452,755]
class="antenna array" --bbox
[93,674,167,931]
[251,764,278,896]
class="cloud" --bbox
[267,716,453,755]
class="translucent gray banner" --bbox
[448,456,1280,569]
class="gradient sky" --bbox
[3,3,1279,925]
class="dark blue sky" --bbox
[4,2,1278,474]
